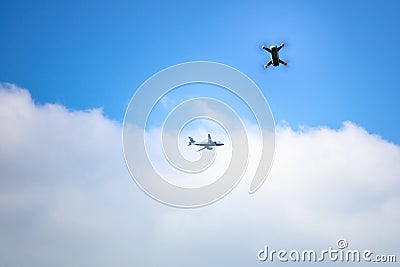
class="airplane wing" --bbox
[197,147,206,152]
[208,134,212,143]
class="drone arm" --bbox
[279,59,288,66]
[264,60,273,69]
[277,43,285,51]
[262,45,271,53]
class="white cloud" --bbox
[0,83,399,266]
[159,95,174,109]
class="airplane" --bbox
[261,43,288,69]
[188,134,224,152]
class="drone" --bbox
[261,43,288,69]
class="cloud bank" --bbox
[0,83,399,266]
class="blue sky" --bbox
[1,0,400,143]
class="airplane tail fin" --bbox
[188,136,195,146]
